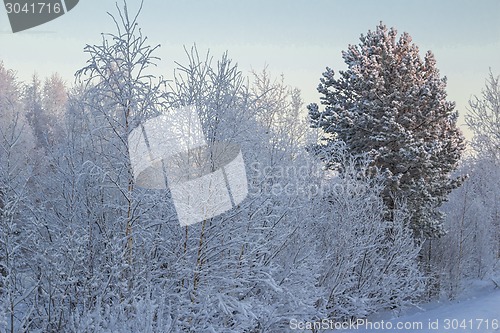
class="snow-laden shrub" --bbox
[432,157,500,299]
[312,150,425,320]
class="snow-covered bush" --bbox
[429,72,500,299]
[431,157,499,299]
[312,145,425,320]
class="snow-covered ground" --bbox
[337,280,500,333]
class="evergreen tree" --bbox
[308,23,465,238]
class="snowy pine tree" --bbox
[308,23,465,238]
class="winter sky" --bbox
[1,0,499,137]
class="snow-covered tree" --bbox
[434,156,500,299]
[311,143,424,320]
[427,71,500,297]
[160,47,320,331]
[75,0,167,286]
[308,23,466,238]
[0,62,38,333]
[24,75,48,149]
[466,71,500,163]
[24,74,67,151]
[42,74,67,142]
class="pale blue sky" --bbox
[1,0,499,136]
